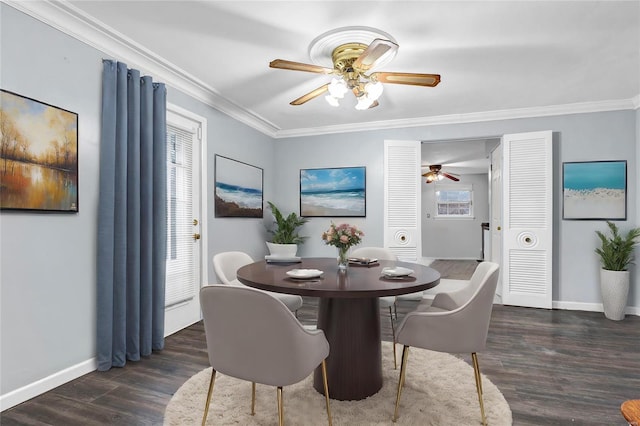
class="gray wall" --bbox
[0,5,273,398]
[165,89,275,281]
[1,4,103,397]
[274,110,638,310]
[1,1,638,407]
[421,173,489,259]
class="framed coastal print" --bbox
[300,166,366,217]
[562,160,626,220]
[214,155,263,218]
[0,89,78,212]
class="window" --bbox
[165,123,195,307]
[435,185,473,218]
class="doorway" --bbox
[420,138,500,261]
[164,104,208,336]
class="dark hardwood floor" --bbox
[3,261,639,425]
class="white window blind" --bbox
[165,124,195,307]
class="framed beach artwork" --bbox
[0,89,78,212]
[214,155,263,218]
[300,166,366,217]
[562,160,626,220]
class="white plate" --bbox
[286,269,323,279]
[381,266,414,277]
[265,255,302,263]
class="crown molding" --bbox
[274,98,638,138]
[5,0,637,140]
[3,0,280,137]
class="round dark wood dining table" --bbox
[236,257,440,401]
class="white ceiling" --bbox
[29,1,640,137]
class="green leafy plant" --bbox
[267,201,309,244]
[595,221,640,271]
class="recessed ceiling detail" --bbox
[308,26,397,69]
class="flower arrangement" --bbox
[322,222,364,270]
[321,222,365,249]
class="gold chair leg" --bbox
[393,345,410,422]
[471,353,487,426]
[201,369,216,426]
[277,386,284,426]
[321,359,333,426]
[251,382,256,415]
[389,306,397,369]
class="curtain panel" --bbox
[97,60,167,371]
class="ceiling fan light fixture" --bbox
[328,77,348,98]
[325,95,340,107]
[271,26,440,108]
[355,95,374,110]
[364,80,384,100]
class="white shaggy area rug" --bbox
[164,342,512,425]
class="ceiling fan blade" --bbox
[290,84,329,105]
[372,72,441,87]
[369,100,379,109]
[270,59,334,74]
[441,172,460,182]
[353,38,399,72]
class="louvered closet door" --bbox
[502,131,553,308]
[384,140,422,261]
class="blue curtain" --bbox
[97,60,167,371]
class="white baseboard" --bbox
[429,257,480,261]
[552,300,639,316]
[0,358,97,412]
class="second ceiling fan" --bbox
[422,165,460,183]
[269,36,440,110]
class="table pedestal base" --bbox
[313,297,382,400]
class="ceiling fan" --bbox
[422,165,460,183]
[269,37,440,110]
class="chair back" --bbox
[213,251,253,285]
[200,285,329,386]
[351,246,398,261]
[400,262,499,353]
[431,261,498,310]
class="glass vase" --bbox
[337,247,349,272]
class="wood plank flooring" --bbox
[2,261,639,425]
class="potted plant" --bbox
[595,221,640,320]
[266,201,309,257]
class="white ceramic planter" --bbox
[266,242,298,258]
[599,269,630,321]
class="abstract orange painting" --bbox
[0,89,78,211]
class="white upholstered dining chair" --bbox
[200,285,332,426]
[392,261,500,426]
[212,251,303,314]
[350,246,400,369]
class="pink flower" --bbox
[321,222,364,249]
